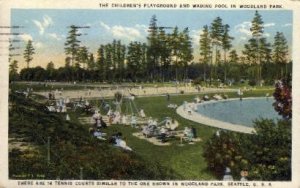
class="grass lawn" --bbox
[10,81,275,180]
[71,88,274,180]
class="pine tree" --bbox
[87,53,95,71]
[105,44,113,81]
[9,60,19,80]
[210,17,224,83]
[229,50,239,64]
[119,43,126,81]
[127,41,144,81]
[272,32,288,78]
[147,15,159,80]
[180,27,193,80]
[64,25,81,66]
[46,61,55,80]
[77,46,89,69]
[97,45,106,81]
[199,25,212,82]
[250,11,264,39]
[243,38,258,65]
[221,24,234,82]
[170,26,180,80]
[249,10,265,84]
[23,40,35,68]
[157,28,169,81]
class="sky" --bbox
[11,9,293,69]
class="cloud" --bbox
[32,15,53,35]
[19,33,33,41]
[240,36,247,41]
[234,21,252,36]
[191,29,203,47]
[263,33,270,38]
[264,23,275,27]
[134,24,148,33]
[48,33,62,41]
[34,42,44,49]
[100,21,145,41]
[100,21,110,30]
[282,23,292,27]
[111,26,141,40]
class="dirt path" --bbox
[35,86,236,100]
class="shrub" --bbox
[248,79,256,86]
[203,119,291,181]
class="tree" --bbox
[250,11,264,39]
[228,50,239,64]
[204,119,291,181]
[77,46,89,69]
[179,27,193,80]
[221,24,234,82]
[46,61,55,80]
[105,44,113,81]
[243,38,259,81]
[127,42,146,81]
[258,38,272,81]
[227,50,241,81]
[209,17,224,83]
[210,17,224,64]
[9,60,19,81]
[96,45,106,81]
[147,15,159,81]
[242,119,291,180]
[272,32,289,78]
[119,43,126,81]
[157,28,171,81]
[170,27,181,80]
[248,10,265,84]
[87,53,95,71]
[65,25,81,66]
[199,25,212,82]
[273,76,292,120]
[23,40,35,68]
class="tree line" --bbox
[10,11,291,85]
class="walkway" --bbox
[176,100,255,134]
[35,86,236,100]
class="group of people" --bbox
[107,109,122,124]
[48,89,64,100]
[183,101,197,115]
[142,118,179,143]
[47,97,70,113]
[90,109,135,151]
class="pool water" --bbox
[196,98,281,127]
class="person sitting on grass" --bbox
[93,128,107,140]
[158,127,168,143]
[115,137,132,151]
[203,95,210,101]
[131,114,137,128]
[92,110,100,122]
[96,117,107,129]
[113,111,121,124]
[139,109,146,118]
[213,94,223,100]
[121,115,128,125]
[184,127,194,142]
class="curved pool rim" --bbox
[176,97,275,134]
